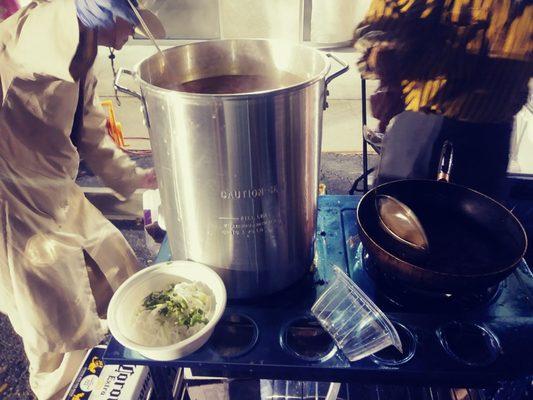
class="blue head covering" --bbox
[75,0,139,29]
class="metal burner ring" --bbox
[371,322,416,366]
[209,313,259,358]
[437,321,501,366]
[280,315,337,362]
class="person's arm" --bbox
[355,0,532,82]
[354,0,452,83]
[354,0,483,129]
[76,71,154,199]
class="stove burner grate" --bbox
[357,245,502,310]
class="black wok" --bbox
[356,143,527,293]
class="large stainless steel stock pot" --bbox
[115,39,348,298]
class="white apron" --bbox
[0,0,143,355]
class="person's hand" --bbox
[139,168,158,189]
[367,43,400,85]
[364,44,405,131]
[370,86,405,132]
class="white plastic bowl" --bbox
[107,260,227,361]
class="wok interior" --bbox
[359,181,526,275]
[137,39,328,93]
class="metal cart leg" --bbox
[361,77,369,193]
[149,366,176,400]
[349,77,372,195]
[325,382,341,400]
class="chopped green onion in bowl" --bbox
[128,281,214,347]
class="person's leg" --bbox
[24,346,87,400]
[375,111,445,186]
[84,250,114,318]
[26,253,107,399]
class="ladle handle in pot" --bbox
[323,53,349,109]
[437,140,454,182]
[114,68,151,128]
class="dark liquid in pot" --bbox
[163,73,302,94]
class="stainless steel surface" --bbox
[132,0,358,47]
[303,0,359,49]
[114,68,142,100]
[113,68,151,127]
[218,0,358,49]
[218,0,301,42]
[323,53,349,108]
[116,39,347,298]
[374,141,453,252]
[376,195,429,252]
[137,0,220,40]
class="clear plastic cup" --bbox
[311,267,402,362]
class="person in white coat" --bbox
[0,0,159,398]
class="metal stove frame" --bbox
[103,195,533,399]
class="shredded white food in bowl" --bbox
[127,281,214,347]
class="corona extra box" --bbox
[63,345,152,400]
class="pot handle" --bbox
[114,68,151,128]
[437,140,454,182]
[323,53,349,109]
[114,68,142,100]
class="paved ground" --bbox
[0,321,29,399]
[0,152,375,400]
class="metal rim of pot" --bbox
[114,39,348,107]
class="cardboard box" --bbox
[63,345,152,400]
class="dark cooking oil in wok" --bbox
[362,184,522,277]
[406,210,517,275]
[162,73,302,94]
